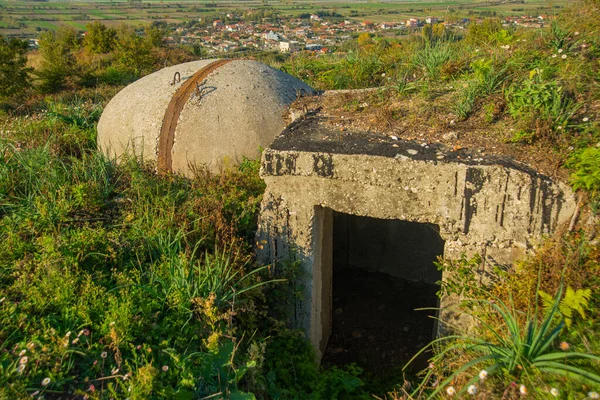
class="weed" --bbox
[412,42,456,79]
[407,286,600,398]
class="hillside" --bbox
[0,1,599,398]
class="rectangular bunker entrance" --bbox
[321,211,444,376]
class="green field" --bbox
[0,0,569,37]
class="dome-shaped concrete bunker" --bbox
[256,112,578,370]
[97,59,315,175]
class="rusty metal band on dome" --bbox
[157,59,234,173]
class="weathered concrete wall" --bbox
[256,148,576,358]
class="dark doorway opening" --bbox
[322,212,444,380]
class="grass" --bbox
[1,0,599,397]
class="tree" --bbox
[37,27,81,93]
[114,25,153,76]
[357,32,373,47]
[0,35,32,102]
[83,22,117,54]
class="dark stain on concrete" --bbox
[463,168,486,234]
[313,154,334,178]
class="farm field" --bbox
[0,0,568,37]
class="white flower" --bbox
[561,54,567,59]
[552,54,557,58]
[111,368,119,375]
[550,388,559,397]
[109,321,116,327]
[575,31,580,35]
[19,350,26,356]
[100,351,108,359]
[558,48,563,53]
[65,331,71,337]
[446,386,456,396]
[479,370,488,380]
[467,385,477,395]
[27,342,35,350]
[41,377,51,386]
[583,117,589,122]
[0,297,5,303]
[590,392,600,399]
[19,356,28,365]
[17,364,25,373]
[557,126,563,130]
[162,365,169,372]
[520,384,528,395]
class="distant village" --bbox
[162,12,551,56]
[23,12,551,52]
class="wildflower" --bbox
[583,117,589,122]
[381,73,386,77]
[100,351,107,359]
[136,345,142,350]
[19,356,28,364]
[561,54,567,59]
[558,48,563,53]
[109,321,116,327]
[467,385,477,395]
[41,377,51,386]
[446,386,456,396]
[27,342,35,350]
[162,365,169,372]
[111,367,119,375]
[89,384,96,392]
[559,341,570,351]
[575,31,580,35]
[31,391,39,396]
[557,126,563,130]
[428,363,435,369]
[479,370,488,380]
[550,388,559,397]
[19,349,26,356]
[0,297,5,303]
[65,331,71,337]
[17,364,25,373]
[589,392,600,399]
[72,338,79,345]
[519,384,527,395]
[552,54,557,58]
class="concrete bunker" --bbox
[97,59,315,176]
[323,211,444,374]
[256,114,578,365]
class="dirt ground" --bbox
[322,267,438,379]
[289,88,574,182]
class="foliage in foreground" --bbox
[407,285,600,398]
[0,99,364,399]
